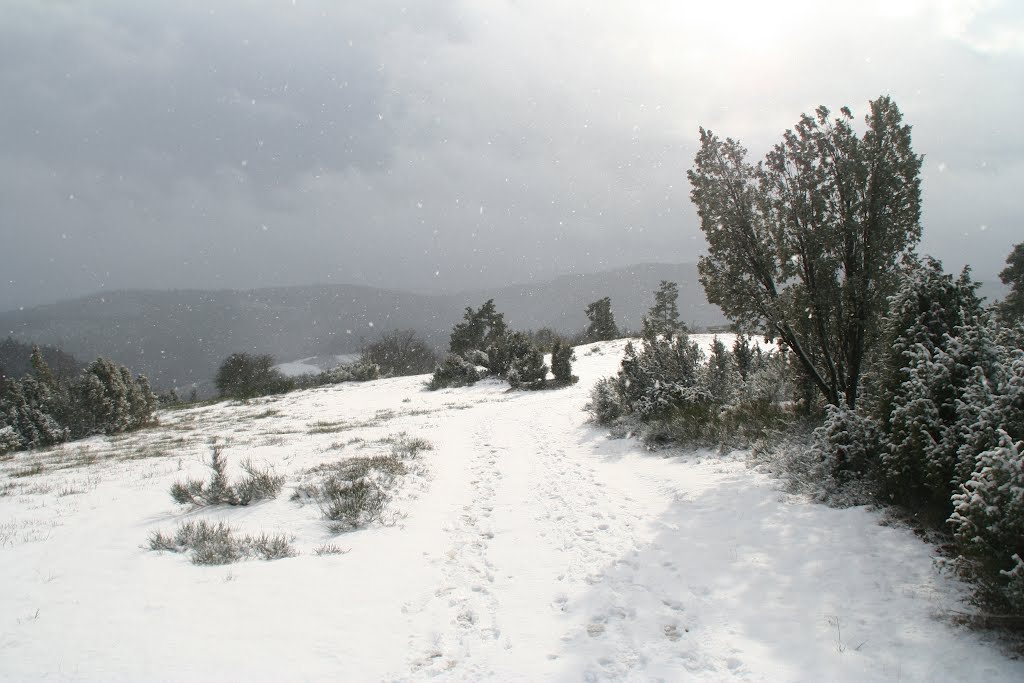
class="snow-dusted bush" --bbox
[318,477,388,532]
[0,424,20,455]
[170,445,283,507]
[811,405,883,487]
[149,520,296,565]
[488,331,547,385]
[616,335,704,420]
[949,430,1024,612]
[506,346,547,390]
[871,260,992,508]
[427,354,482,390]
[586,377,623,425]
[589,332,794,447]
[294,435,428,532]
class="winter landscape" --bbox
[3,2,1024,681]
[0,335,1021,681]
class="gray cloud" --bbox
[2,0,1022,312]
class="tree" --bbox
[642,281,684,340]
[214,353,292,399]
[688,96,922,408]
[584,297,620,342]
[550,339,576,384]
[70,358,156,436]
[361,330,438,377]
[998,242,1024,322]
[449,300,507,358]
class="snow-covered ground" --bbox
[275,353,362,377]
[1,337,1021,681]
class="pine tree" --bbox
[584,297,619,342]
[641,281,684,341]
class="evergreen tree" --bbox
[874,260,990,506]
[584,297,619,342]
[689,96,922,408]
[998,242,1024,322]
[449,300,507,359]
[0,377,68,450]
[732,333,755,381]
[550,339,576,384]
[949,430,1024,611]
[641,281,684,341]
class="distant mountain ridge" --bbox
[0,263,725,393]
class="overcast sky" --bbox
[1,0,1021,311]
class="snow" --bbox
[274,356,323,377]
[1,337,1021,681]
[275,353,362,377]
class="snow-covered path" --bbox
[1,338,1022,681]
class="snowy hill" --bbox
[1,337,1020,681]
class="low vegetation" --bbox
[293,434,431,532]
[170,443,284,507]
[149,519,296,565]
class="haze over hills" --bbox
[0,263,725,393]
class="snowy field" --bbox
[1,337,1021,681]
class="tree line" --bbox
[1,346,157,454]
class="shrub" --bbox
[170,445,283,506]
[811,405,883,488]
[305,359,382,387]
[427,354,481,390]
[361,330,438,377]
[503,335,547,389]
[586,377,623,425]
[319,478,388,532]
[296,435,430,532]
[149,519,296,565]
[215,352,293,399]
[949,431,1024,612]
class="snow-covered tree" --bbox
[949,430,1024,611]
[813,404,883,486]
[0,377,69,451]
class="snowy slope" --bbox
[1,337,1021,681]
